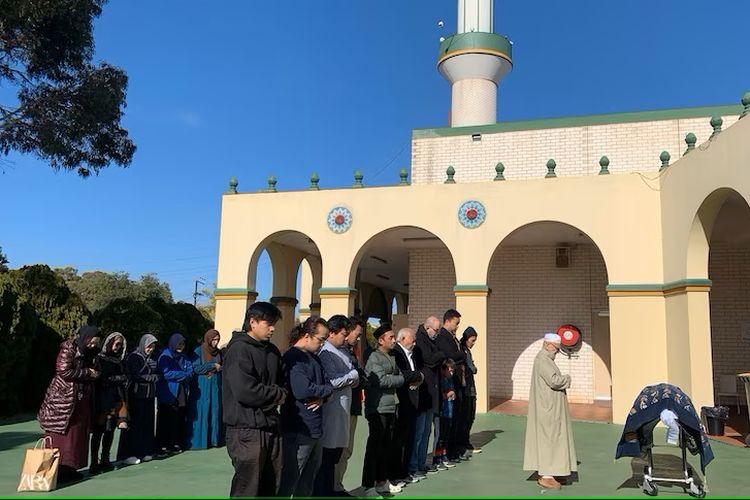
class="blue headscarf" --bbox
[167,333,186,354]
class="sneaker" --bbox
[122,456,141,466]
[423,465,439,475]
[142,455,153,462]
[413,470,427,477]
[406,474,422,483]
[441,459,456,468]
[459,452,472,461]
[470,446,482,454]
[376,482,402,494]
[360,487,383,498]
[392,479,407,488]
[435,462,449,471]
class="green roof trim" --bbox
[437,32,512,63]
[412,104,743,139]
[607,279,712,292]
[453,284,490,292]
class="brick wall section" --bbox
[487,245,609,404]
[407,247,456,328]
[412,115,739,184]
[709,242,750,405]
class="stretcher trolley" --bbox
[615,383,713,498]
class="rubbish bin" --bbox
[701,406,729,436]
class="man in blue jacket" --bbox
[222,302,287,497]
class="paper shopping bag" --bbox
[17,437,60,492]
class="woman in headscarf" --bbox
[187,329,225,449]
[117,333,159,465]
[38,325,102,483]
[156,332,193,454]
[458,327,480,457]
[90,332,129,474]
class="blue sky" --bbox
[1,0,748,303]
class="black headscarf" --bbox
[460,326,478,349]
[76,325,100,356]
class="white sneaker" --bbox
[142,455,153,462]
[376,481,402,494]
[392,479,407,488]
[122,456,141,466]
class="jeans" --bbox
[409,410,433,473]
[279,432,322,497]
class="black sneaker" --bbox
[424,465,439,475]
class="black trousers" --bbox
[362,413,395,488]
[118,398,156,460]
[447,395,465,459]
[156,403,187,451]
[313,447,344,496]
[458,396,477,449]
[389,408,417,480]
[226,427,282,497]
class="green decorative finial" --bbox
[399,167,409,185]
[741,91,750,119]
[709,115,723,139]
[445,166,456,184]
[494,162,505,181]
[545,159,557,178]
[684,133,697,155]
[659,151,670,171]
[267,175,277,192]
[309,172,320,190]
[353,169,364,188]
[598,156,610,175]
[227,176,238,194]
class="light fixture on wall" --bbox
[556,246,571,268]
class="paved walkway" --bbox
[1,412,748,497]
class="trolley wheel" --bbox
[642,479,658,496]
[688,482,705,499]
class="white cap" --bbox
[544,333,561,343]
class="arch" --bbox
[348,225,458,328]
[246,230,322,294]
[686,188,750,278]
[485,220,610,283]
[347,225,458,289]
[486,220,612,412]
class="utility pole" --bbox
[193,277,206,306]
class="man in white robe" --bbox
[523,333,578,490]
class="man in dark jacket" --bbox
[222,302,288,497]
[435,309,466,462]
[413,316,445,475]
[391,327,425,484]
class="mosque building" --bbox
[214,0,750,423]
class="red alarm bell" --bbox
[557,324,581,348]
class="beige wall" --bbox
[412,115,739,184]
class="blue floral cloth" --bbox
[615,383,714,472]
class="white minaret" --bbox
[438,0,512,127]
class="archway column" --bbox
[664,281,715,410]
[607,288,669,424]
[320,287,357,319]
[454,285,489,412]
[214,289,258,347]
[270,295,298,349]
